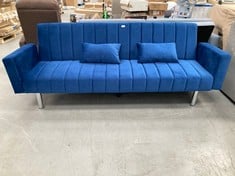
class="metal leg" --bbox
[190,91,199,106]
[36,93,44,109]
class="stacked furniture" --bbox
[0,0,21,44]
[74,0,112,19]
[2,21,231,108]
[74,2,104,19]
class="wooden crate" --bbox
[63,0,76,6]
[0,1,21,43]
[74,8,103,19]
[149,10,165,16]
[0,1,13,8]
[0,22,20,36]
[85,2,104,9]
[148,2,168,11]
[0,27,22,44]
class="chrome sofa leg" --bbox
[191,91,199,106]
[36,93,44,109]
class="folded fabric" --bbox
[137,43,178,63]
[81,43,121,64]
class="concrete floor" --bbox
[0,14,235,176]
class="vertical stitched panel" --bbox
[72,23,84,60]
[107,23,119,43]
[106,64,119,92]
[164,23,175,43]
[188,61,213,90]
[168,63,187,91]
[142,23,153,43]
[166,64,175,91]
[156,63,174,92]
[36,62,60,92]
[24,62,47,92]
[60,24,74,60]
[64,61,82,92]
[176,23,187,59]
[131,60,147,92]
[70,24,75,60]
[95,23,107,44]
[48,24,61,61]
[120,60,132,92]
[178,60,201,90]
[185,24,197,59]
[50,61,72,92]
[83,23,95,43]
[153,23,164,43]
[38,24,50,61]
[62,61,76,92]
[119,23,130,59]
[78,64,95,93]
[130,23,141,59]
[92,64,106,92]
[143,63,160,92]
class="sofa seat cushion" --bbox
[23,60,213,93]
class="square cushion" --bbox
[81,43,121,64]
[137,43,178,63]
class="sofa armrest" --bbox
[197,42,231,89]
[2,44,39,93]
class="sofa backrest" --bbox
[37,22,197,61]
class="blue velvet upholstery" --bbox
[37,22,197,61]
[2,22,231,95]
[137,43,178,63]
[23,60,213,93]
[197,43,231,89]
[81,43,121,63]
[2,44,38,93]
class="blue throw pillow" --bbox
[81,43,121,64]
[137,43,179,63]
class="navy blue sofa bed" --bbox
[2,22,231,108]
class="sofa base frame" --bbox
[35,91,199,109]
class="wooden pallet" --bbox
[0,27,21,44]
